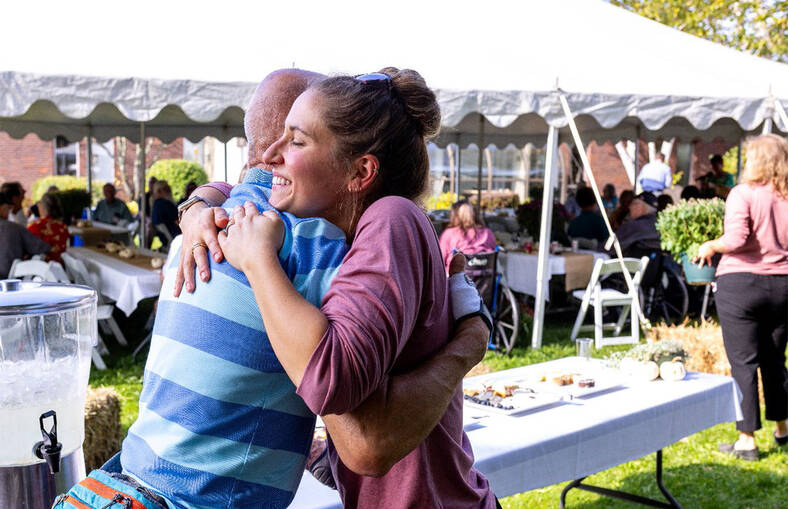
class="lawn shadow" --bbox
[566,463,787,509]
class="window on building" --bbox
[675,142,692,186]
[55,136,78,176]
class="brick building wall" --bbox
[0,132,54,198]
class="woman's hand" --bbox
[173,204,230,296]
[218,201,285,273]
[694,240,717,268]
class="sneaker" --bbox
[775,432,788,447]
[718,443,759,461]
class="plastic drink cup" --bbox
[576,337,593,360]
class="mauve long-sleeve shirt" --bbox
[439,226,497,272]
[717,183,788,276]
[296,196,495,509]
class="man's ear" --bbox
[348,154,380,193]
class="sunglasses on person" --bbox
[354,72,393,91]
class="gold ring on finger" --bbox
[190,241,208,253]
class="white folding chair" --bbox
[9,259,69,283]
[154,223,174,252]
[570,256,649,348]
[62,252,128,352]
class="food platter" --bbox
[462,361,627,415]
[462,382,562,416]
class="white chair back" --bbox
[46,262,71,283]
[62,253,98,290]
[9,259,66,282]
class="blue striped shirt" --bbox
[121,169,348,508]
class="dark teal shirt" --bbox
[568,210,608,243]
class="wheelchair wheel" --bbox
[493,285,519,354]
[640,263,688,325]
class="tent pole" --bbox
[557,93,646,327]
[774,98,788,132]
[224,140,229,182]
[139,123,147,249]
[633,131,641,193]
[86,126,93,216]
[736,138,743,181]
[762,95,775,134]
[531,125,558,349]
[456,136,462,197]
[476,117,484,211]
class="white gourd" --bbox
[660,358,687,381]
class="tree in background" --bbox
[610,0,787,62]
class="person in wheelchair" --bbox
[604,191,689,324]
[612,191,660,259]
[439,200,496,272]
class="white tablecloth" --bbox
[291,358,741,508]
[499,250,610,299]
[67,247,162,315]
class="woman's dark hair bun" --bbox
[379,67,441,139]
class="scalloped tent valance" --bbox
[1,0,786,146]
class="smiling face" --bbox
[262,89,350,226]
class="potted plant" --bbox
[656,198,725,284]
[515,199,571,245]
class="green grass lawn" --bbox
[91,316,787,508]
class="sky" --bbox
[2,0,785,99]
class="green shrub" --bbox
[656,198,725,260]
[54,189,92,224]
[147,159,208,202]
[31,176,105,204]
[424,192,458,211]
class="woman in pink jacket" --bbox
[696,134,788,461]
[439,201,497,272]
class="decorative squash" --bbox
[150,257,164,269]
[628,360,660,381]
[660,357,687,381]
[104,242,121,253]
[118,248,134,259]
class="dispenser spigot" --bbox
[33,410,62,475]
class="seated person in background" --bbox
[151,180,181,244]
[0,191,50,278]
[439,200,496,271]
[27,192,68,265]
[0,181,29,226]
[708,154,735,198]
[610,189,635,230]
[178,181,198,205]
[657,193,674,213]
[29,185,58,218]
[614,191,661,257]
[568,187,608,244]
[563,181,585,219]
[637,152,672,193]
[602,183,618,214]
[94,183,133,225]
[680,185,701,200]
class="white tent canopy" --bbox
[1,0,786,146]
[2,0,787,346]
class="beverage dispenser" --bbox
[0,279,97,508]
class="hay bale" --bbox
[647,319,730,376]
[83,387,122,471]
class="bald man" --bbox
[109,70,489,508]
